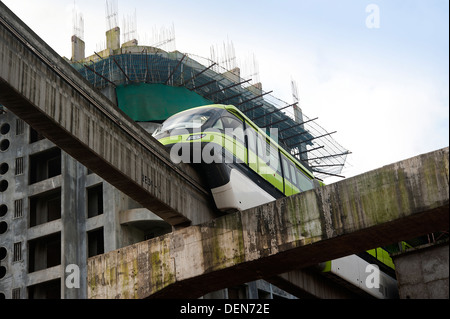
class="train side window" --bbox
[295,170,303,191]
[244,123,257,152]
[296,169,314,191]
[269,146,281,175]
[222,117,244,143]
[281,156,290,181]
[222,117,242,130]
[289,163,297,186]
[256,134,280,174]
[256,134,267,162]
[245,124,257,168]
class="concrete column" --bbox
[101,182,118,253]
[71,35,85,62]
[222,67,241,84]
[61,153,86,298]
[75,161,88,298]
[106,27,120,52]
[392,242,449,299]
[102,181,142,252]
[247,82,262,96]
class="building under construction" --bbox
[0,1,448,299]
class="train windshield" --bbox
[153,108,216,136]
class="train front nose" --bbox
[154,130,204,164]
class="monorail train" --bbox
[153,104,322,212]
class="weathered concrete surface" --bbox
[266,268,360,299]
[87,147,449,299]
[0,2,216,226]
[392,242,449,299]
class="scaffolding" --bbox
[71,47,349,180]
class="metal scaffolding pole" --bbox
[312,169,346,179]
[259,117,286,128]
[112,56,131,82]
[293,145,325,156]
[181,63,217,88]
[236,90,273,105]
[306,151,351,161]
[83,63,116,86]
[310,164,345,168]
[203,79,252,98]
[280,130,309,142]
[251,102,295,122]
[288,131,337,147]
[242,103,263,114]
[165,54,186,85]
[189,79,217,91]
[216,91,244,104]
[278,117,318,133]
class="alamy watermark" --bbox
[366,4,380,29]
[365,263,380,289]
[65,264,80,289]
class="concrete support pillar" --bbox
[392,242,449,299]
[102,182,119,253]
[222,67,241,84]
[247,82,262,96]
[106,27,120,52]
[71,35,85,62]
[61,153,86,298]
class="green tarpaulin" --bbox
[116,83,213,122]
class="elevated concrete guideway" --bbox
[87,148,449,299]
[0,3,217,226]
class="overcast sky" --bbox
[2,0,449,182]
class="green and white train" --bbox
[153,104,398,299]
[153,104,321,212]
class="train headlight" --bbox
[186,133,206,141]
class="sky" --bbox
[2,0,449,182]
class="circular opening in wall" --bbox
[0,163,8,175]
[0,221,7,234]
[0,180,7,192]
[0,124,10,135]
[0,247,6,260]
[0,292,5,299]
[0,266,6,279]
[0,139,9,151]
[0,205,6,217]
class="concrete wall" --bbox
[392,242,449,299]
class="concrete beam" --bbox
[87,147,449,299]
[0,3,216,226]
